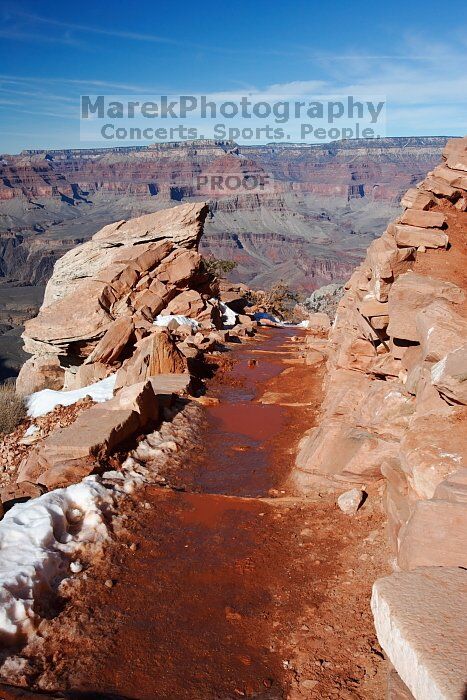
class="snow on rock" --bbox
[218,301,237,327]
[26,374,116,418]
[0,476,114,641]
[153,314,200,330]
[23,425,39,437]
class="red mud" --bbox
[173,328,309,497]
[1,329,389,699]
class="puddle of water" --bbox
[188,328,303,497]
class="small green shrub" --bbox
[0,381,26,436]
[202,256,238,278]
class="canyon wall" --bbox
[1,138,446,203]
[294,138,467,699]
[0,138,447,291]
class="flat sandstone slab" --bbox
[371,567,467,700]
[148,373,192,395]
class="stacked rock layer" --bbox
[17,202,221,394]
[293,137,467,699]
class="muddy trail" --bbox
[1,329,389,700]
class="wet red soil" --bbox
[1,329,389,699]
[175,328,309,497]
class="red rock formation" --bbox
[17,202,219,392]
[3,138,444,203]
[293,137,467,700]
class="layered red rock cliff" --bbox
[0,138,447,294]
[1,138,446,203]
[293,137,467,699]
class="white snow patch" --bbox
[218,301,237,327]
[439,452,462,462]
[23,425,39,437]
[153,314,200,330]
[26,374,116,419]
[0,476,114,641]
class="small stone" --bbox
[417,245,426,253]
[70,560,83,573]
[67,507,83,523]
[104,579,114,589]
[302,680,319,690]
[129,542,138,552]
[195,395,220,406]
[160,440,177,453]
[337,488,366,515]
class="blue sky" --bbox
[0,0,466,152]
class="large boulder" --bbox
[365,233,415,302]
[16,355,65,395]
[17,380,160,490]
[399,209,446,228]
[114,330,186,390]
[415,301,467,363]
[44,203,208,305]
[397,499,467,569]
[86,316,135,366]
[18,203,212,394]
[306,312,331,333]
[399,411,466,499]
[23,278,114,354]
[392,224,448,249]
[387,272,465,342]
[443,135,467,171]
[294,419,395,490]
[431,344,467,405]
[371,567,467,700]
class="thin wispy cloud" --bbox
[0,28,85,46]
[0,74,167,93]
[5,8,464,66]
[6,10,306,57]
[16,11,189,46]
